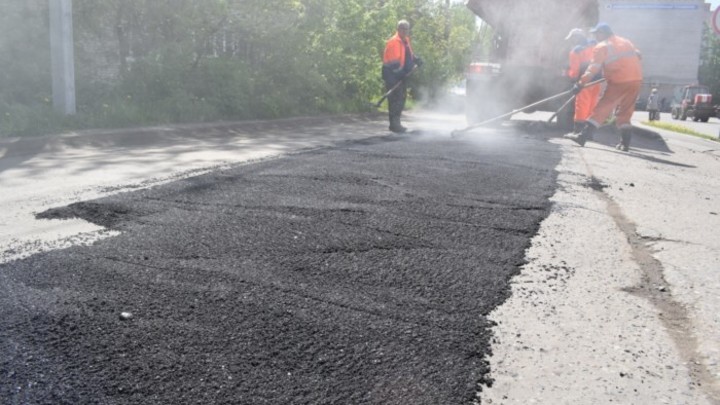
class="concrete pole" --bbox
[49,0,76,115]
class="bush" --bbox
[0,1,480,138]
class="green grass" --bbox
[641,120,719,142]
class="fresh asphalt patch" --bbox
[1,129,561,404]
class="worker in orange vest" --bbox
[564,28,601,135]
[382,20,422,133]
[565,22,642,151]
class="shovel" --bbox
[371,66,418,108]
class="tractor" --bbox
[671,85,714,122]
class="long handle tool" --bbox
[451,78,606,136]
[547,78,606,123]
[547,95,577,123]
[371,66,418,108]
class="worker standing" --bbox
[382,20,422,133]
[647,88,659,121]
[565,28,601,135]
[565,23,642,152]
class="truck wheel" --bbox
[680,110,687,121]
[701,116,709,123]
[671,109,678,120]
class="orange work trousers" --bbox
[574,84,601,122]
[588,80,642,128]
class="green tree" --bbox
[0,1,57,135]
[699,25,720,102]
[0,0,479,137]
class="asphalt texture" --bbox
[1,129,561,404]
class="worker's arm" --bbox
[579,45,607,85]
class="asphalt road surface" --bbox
[1,120,561,404]
[2,112,719,404]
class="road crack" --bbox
[579,161,720,403]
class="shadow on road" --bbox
[0,137,50,175]
[591,126,696,168]
[512,120,697,169]
[0,114,384,178]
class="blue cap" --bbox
[590,22,612,35]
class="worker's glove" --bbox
[572,83,583,95]
[414,56,424,68]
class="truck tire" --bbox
[680,110,687,121]
[671,108,678,120]
[701,116,710,123]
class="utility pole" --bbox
[49,0,76,115]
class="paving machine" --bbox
[464,0,599,128]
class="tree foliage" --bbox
[0,0,479,137]
[699,25,720,102]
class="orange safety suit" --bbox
[382,32,415,131]
[383,33,414,81]
[580,35,642,129]
[568,43,600,122]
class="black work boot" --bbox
[616,128,632,151]
[564,123,595,147]
[564,122,582,144]
[572,121,587,135]
[581,121,594,141]
[389,117,407,133]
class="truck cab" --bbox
[671,85,713,122]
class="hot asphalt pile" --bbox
[1,131,561,404]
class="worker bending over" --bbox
[565,28,601,135]
[565,22,642,151]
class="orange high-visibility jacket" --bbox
[567,44,593,80]
[581,35,642,84]
[383,33,413,72]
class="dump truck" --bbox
[671,84,714,122]
[464,0,599,128]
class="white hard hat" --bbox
[565,28,585,41]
